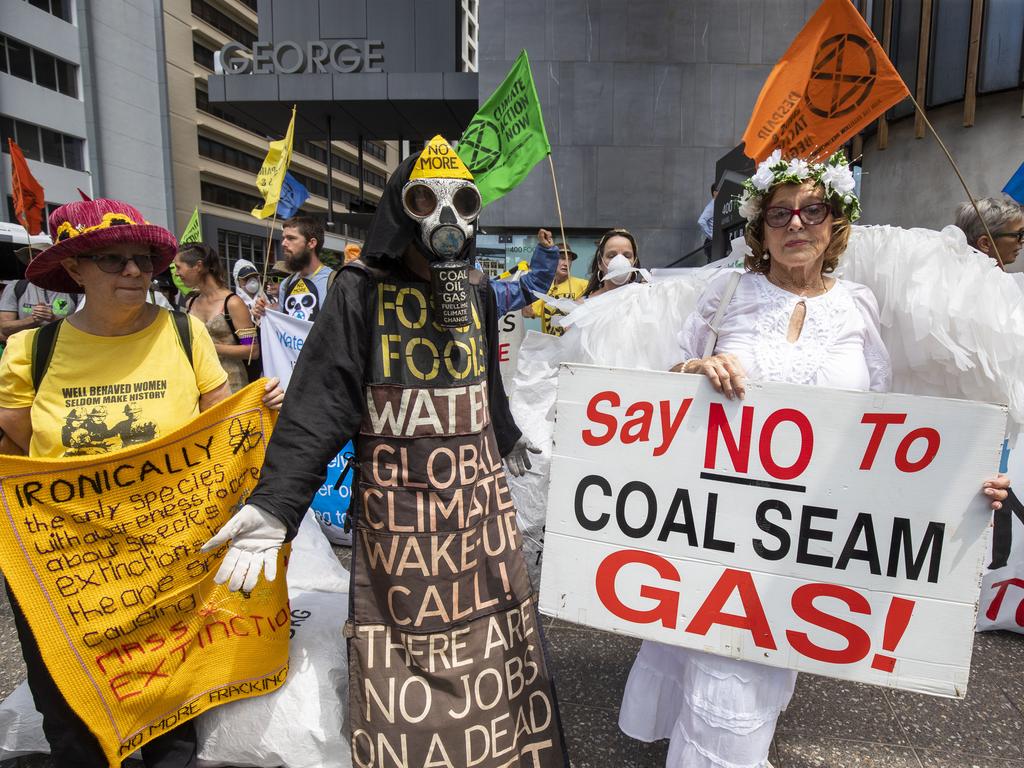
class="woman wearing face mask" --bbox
[232,259,262,310]
[174,244,258,393]
[582,228,645,298]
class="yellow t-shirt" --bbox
[530,276,588,335]
[0,310,228,458]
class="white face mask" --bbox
[244,278,261,295]
[603,253,635,285]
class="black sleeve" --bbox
[249,268,371,539]
[480,282,522,456]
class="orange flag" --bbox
[741,0,909,163]
[8,139,45,235]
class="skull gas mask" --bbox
[402,178,481,260]
[402,136,483,327]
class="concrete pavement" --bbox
[0,563,1020,768]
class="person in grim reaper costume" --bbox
[203,136,570,768]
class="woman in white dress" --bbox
[617,151,1011,768]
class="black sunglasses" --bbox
[83,252,155,274]
[993,229,1024,244]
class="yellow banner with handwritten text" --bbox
[0,382,288,766]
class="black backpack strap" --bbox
[280,272,297,298]
[327,267,338,290]
[30,319,63,391]
[221,294,239,337]
[169,310,194,370]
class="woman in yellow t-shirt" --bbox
[0,198,284,768]
[523,230,588,336]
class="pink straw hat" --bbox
[26,199,178,293]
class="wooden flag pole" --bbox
[259,213,279,293]
[244,213,280,363]
[250,212,279,360]
[547,154,569,260]
[904,90,1006,270]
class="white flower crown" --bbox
[736,150,861,224]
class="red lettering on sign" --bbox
[759,408,814,480]
[787,582,871,664]
[684,568,776,649]
[985,578,1024,626]
[497,342,510,363]
[582,391,620,446]
[895,428,940,472]
[595,549,680,628]
[858,413,907,469]
[704,404,753,473]
[655,398,692,457]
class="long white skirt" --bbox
[618,641,796,768]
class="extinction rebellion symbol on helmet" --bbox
[805,33,878,119]
[459,118,502,175]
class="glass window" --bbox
[56,58,76,97]
[62,134,83,170]
[6,38,33,81]
[886,0,920,120]
[0,37,8,75]
[33,49,57,90]
[190,0,256,48]
[50,0,72,22]
[979,0,1024,92]
[0,117,15,151]
[15,121,39,160]
[40,127,63,165]
[193,42,214,70]
[926,0,971,107]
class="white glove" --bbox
[201,503,287,592]
[504,437,541,477]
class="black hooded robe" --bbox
[247,155,569,767]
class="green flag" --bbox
[457,50,550,206]
[180,207,202,244]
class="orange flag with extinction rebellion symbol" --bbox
[741,0,909,163]
[9,139,45,235]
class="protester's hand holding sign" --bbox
[673,352,748,400]
[262,375,285,409]
[252,294,267,320]
[984,473,1011,510]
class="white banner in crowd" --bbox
[977,436,1024,633]
[260,309,353,545]
[259,308,309,389]
[497,310,525,389]
[540,364,1006,698]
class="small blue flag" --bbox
[276,171,309,218]
[1003,161,1024,205]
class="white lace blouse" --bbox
[677,271,892,392]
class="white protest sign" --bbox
[497,311,525,389]
[259,308,353,545]
[540,364,1006,698]
[259,308,310,389]
[977,436,1024,633]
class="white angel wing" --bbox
[839,224,1024,432]
[507,270,718,582]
